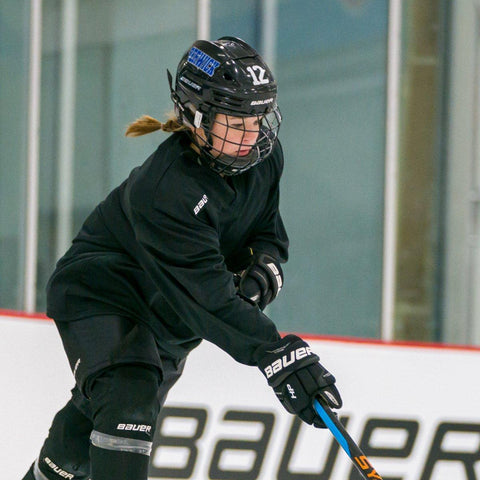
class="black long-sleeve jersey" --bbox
[46,132,289,366]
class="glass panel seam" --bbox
[197,0,211,40]
[24,0,43,313]
[381,0,403,340]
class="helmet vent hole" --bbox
[223,72,234,81]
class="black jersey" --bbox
[46,132,289,366]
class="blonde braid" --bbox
[125,113,187,137]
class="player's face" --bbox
[208,114,261,157]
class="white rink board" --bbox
[2,313,480,480]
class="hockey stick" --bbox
[313,398,383,479]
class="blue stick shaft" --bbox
[313,398,384,480]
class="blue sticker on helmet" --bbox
[187,47,220,77]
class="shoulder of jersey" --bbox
[148,135,220,219]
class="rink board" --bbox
[2,312,480,480]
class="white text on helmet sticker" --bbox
[180,75,201,91]
[247,65,270,86]
[250,98,274,106]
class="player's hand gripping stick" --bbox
[314,398,384,480]
[254,335,342,427]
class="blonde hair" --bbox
[125,112,188,137]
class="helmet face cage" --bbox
[190,107,282,176]
[169,37,282,175]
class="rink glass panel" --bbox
[2,0,388,339]
[35,0,198,312]
[0,1,30,310]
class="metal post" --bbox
[24,0,43,313]
[197,0,211,40]
[381,0,403,341]
[260,0,278,72]
[55,0,78,261]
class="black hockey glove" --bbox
[237,252,283,310]
[254,334,342,428]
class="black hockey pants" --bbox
[22,315,186,480]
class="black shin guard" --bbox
[88,364,161,480]
[24,399,92,480]
[90,446,149,480]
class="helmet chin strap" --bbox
[168,68,201,130]
[191,110,217,158]
[168,69,215,150]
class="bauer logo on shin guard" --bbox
[44,457,74,479]
[264,347,313,379]
[117,423,152,434]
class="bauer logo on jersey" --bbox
[194,194,208,215]
[187,47,220,77]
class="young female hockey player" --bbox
[23,37,342,480]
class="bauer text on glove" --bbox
[254,334,342,428]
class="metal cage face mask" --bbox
[191,106,282,176]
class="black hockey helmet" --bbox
[168,36,281,175]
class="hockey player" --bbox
[23,37,342,480]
